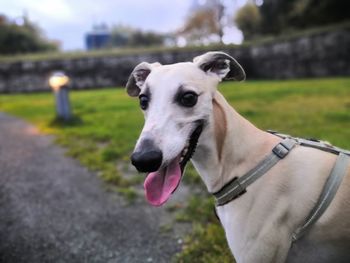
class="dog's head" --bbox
[126,51,245,206]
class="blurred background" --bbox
[1,0,348,51]
[0,0,349,92]
[0,1,349,263]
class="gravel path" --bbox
[0,113,185,263]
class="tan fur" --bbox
[212,98,227,161]
[128,51,350,263]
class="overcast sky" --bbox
[0,0,247,50]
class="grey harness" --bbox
[212,131,350,242]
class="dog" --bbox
[126,51,350,263]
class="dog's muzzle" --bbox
[131,139,163,173]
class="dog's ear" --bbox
[126,62,161,97]
[193,51,245,81]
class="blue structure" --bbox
[85,24,111,50]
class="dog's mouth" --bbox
[143,121,204,206]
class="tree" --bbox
[287,0,349,28]
[110,25,165,48]
[213,0,225,43]
[127,31,164,47]
[0,14,58,55]
[178,0,225,45]
[258,0,349,35]
[110,24,135,47]
[235,2,262,41]
[235,0,349,39]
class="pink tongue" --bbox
[144,157,182,206]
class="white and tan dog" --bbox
[126,51,350,263]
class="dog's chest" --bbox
[216,203,269,261]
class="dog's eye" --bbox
[180,92,198,107]
[139,95,149,110]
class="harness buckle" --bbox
[272,143,290,159]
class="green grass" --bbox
[0,78,349,262]
[0,88,144,186]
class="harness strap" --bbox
[212,130,349,243]
[213,138,298,206]
[267,130,350,156]
[292,153,350,241]
[297,138,350,156]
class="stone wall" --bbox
[0,27,349,93]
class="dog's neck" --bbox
[191,91,280,193]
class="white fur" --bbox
[132,56,350,263]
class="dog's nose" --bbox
[131,148,163,173]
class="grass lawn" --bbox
[1,77,349,262]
